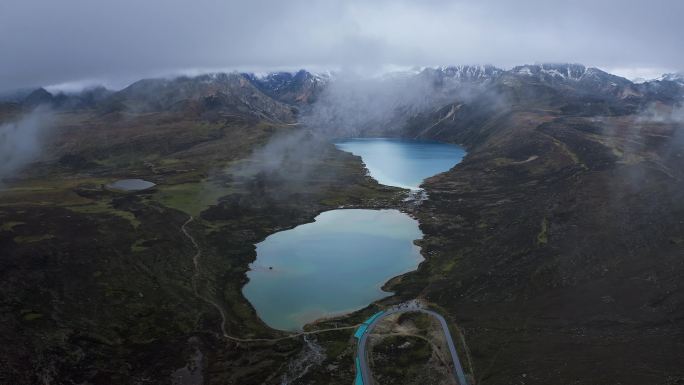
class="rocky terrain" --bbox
[405,81,684,384]
[368,312,459,385]
[0,74,402,384]
[0,64,683,384]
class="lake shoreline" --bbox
[242,138,466,332]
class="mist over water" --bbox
[243,139,466,330]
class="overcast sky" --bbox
[1,0,682,91]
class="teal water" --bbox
[243,209,422,331]
[334,138,466,189]
[243,138,465,331]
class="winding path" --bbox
[355,304,468,385]
[181,216,361,343]
[183,216,468,384]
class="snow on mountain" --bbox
[513,64,595,82]
[658,73,684,84]
[422,65,504,83]
[242,70,329,105]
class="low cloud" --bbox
[1,0,683,91]
[301,70,505,138]
[636,103,684,124]
[0,107,54,183]
[301,72,439,136]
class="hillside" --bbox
[0,64,683,384]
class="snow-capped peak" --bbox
[658,73,684,83]
[514,63,588,81]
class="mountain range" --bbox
[8,63,683,115]
[0,63,682,385]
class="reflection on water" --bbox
[334,138,465,189]
[243,139,466,331]
[243,209,422,331]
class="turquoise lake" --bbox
[243,209,422,331]
[333,138,466,190]
[242,138,466,331]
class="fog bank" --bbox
[0,107,53,183]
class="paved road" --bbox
[355,304,468,385]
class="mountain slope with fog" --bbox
[242,70,330,105]
[0,64,682,385]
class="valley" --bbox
[0,64,683,385]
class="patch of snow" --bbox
[658,73,684,83]
[541,68,565,78]
[517,66,533,76]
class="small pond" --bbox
[107,179,156,191]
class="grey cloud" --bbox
[0,107,53,183]
[1,0,682,91]
[637,103,684,124]
[302,72,437,136]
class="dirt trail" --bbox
[181,216,359,343]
